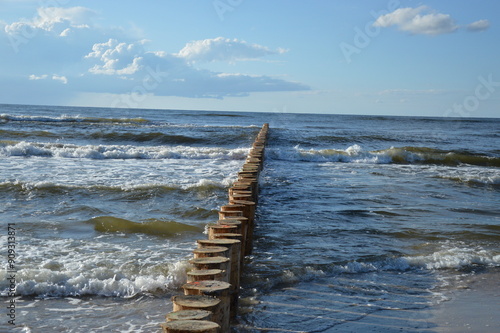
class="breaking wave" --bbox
[0,237,192,298]
[247,243,500,292]
[0,141,249,160]
[0,179,229,194]
[0,113,149,124]
[268,145,500,167]
[89,216,202,237]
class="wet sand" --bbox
[430,270,500,332]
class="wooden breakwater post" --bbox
[161,123,269,333]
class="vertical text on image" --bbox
[6,223,17,326]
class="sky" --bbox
[1,0,499,117]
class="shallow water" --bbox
[0,104,498,332]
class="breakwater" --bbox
[161,123,269,333]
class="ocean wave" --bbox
[268,145,500,167]
[0,179,231,196]
[248,244,500,292]
[90,130,255,146]
[392,229,500,242]
[0,113,149,124]
[88,216,202,237]
[337,244,500,273]
[0,237,192,298]
[435,171,500,186]
[177,112,249,118]
[0,141,249,160]
[89,131,205,144]
[404,246,500,270]
[0,128,254,147]
[0,129,61,139]
[0,261,190,298]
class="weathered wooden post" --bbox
[217,218,246,255]
[189,257,230,283]
[193,246,229,259]
[187,269,224,283]
[162,123,269,331]
[168,296,222,331]
[218,210,243,220]
[207,224,239,240]
[197,239,241,319]
[196,240,241,281]
[171,295,220,314]
[228,192,253,202]
[183,280,231,332]
[166,310,212,322]
[225,200,256,256]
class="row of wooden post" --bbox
[161,123,269,333]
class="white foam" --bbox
[0,237,192,298]
[0,113,146,124]
[434,166,500,185]
[280,266,326,284]
[0,141,249,160]
[333,245,500,275]
[0,113,83,122]
[268,145,395,164]
[336,257,412,274]
[405,245,500,270]
[268,145,500,169]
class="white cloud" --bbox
[82,37,307,98]
[176,37,287,63]
[52,74,68,84]
[466,19,490,32]
[2,6,115,74]
[4,6,96,36]
[34,6,95,30]
[29,74,48,80]
[85,39,147,75]
[2,7,308,101]
[28,73,67,84]
[373,6,458,35]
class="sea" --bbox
[0,104,499,332]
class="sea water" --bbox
[0,104,498,332]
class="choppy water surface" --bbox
[0,104,499,332]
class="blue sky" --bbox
[1,0,499,117]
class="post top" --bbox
[171,295,220,308]
[189,256,230,265]
[182,280,231,292]
[165,309,212,321]
[197,238,241,246]
[161,320,220,331]
[192,246,228,254]
[218,216,248,221]
[187,269,223,276]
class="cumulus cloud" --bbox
[82,39,307,99]
[373,6,458,35]
[176,37,287,63]
[466,19,490,32]
[2,6,308,101]
[2,6,112,73]
[4,6,96,36]
[85,39,148,75]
